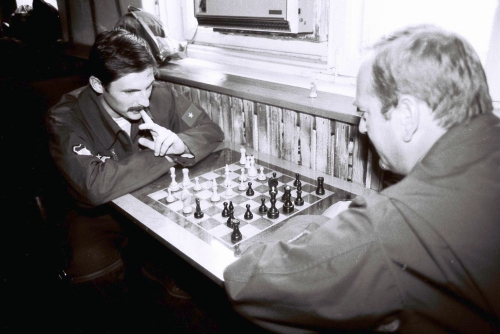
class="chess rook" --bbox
[316,177,325,195]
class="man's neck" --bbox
[98,95,121,118]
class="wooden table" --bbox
[112,142,375,286]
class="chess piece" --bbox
[225,183,234,196]
[226,210,235,228]
[281,185,292,201]
[246,182,254,196]
[169,167,179,191]
[239,148,247,165]
[267,191,280,219]
[224,170,231,187]
[244,204,253,220]
[194,198,204,218]
[231,219,242,243]
[238,178,247,191]
[222,202,229,217]
[294,186,304,206]
[282,186,294,213]
[182,168,192,188]
[316,176,325,195]
[181,188,192,214]
[268,172,278,195]
[309,81,317,98]
[248,155,258,178]
[258,197,268,213]
[258,166,266,181]
[239,168,247,182]
[228,201,234,212]
[293,173,300,187]
[245,155,251,169]
[166,188,175,203]
[193,177,202,191]
[210,182,220,202]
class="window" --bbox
[157,0,498,104]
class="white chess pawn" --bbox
[245,155,251,169]
[239,168,247,182]
[225,183,234,196]
[169,167,179,191]
[248,155,258,178]
[238,178,247,191]
[182,168,192,188]
[193,177,202,191]
[224,170,231,187]
[166,188,175,203]
[210,183,220,202]
[181,188,192,214]
[239,148,247,165]
[258,166,266,181]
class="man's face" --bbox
[100,68,155,121]
[354,60,405,174]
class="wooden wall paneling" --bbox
[243,100,255,149]
[252,113,259,151]
[282,109,299,164]
[269,106,283,158]
[311,129,317,171]
[209,92,223,131]
[334,122,351,180]
[257,103,270,154]
[350,126,368,186]
[221,94,232,142]
[298,113,314,169]
[198,89,211,120]
[315,116,331,174]
[230,97,245,144]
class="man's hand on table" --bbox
[322,201,352,218]
[139,110,187,156]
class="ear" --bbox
[397,95,419,142]
[89,76,104,94]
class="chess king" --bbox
[223,24,500,333]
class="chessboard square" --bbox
[225,194,248,205]
[210,224,233,238]
[240,224,262,238]
[196,199,212,210]
[200,181,213,190]
[167,200,183,211]
[220,232,244,245]
[198,218,221,230]
[228,171,240,180]
[300,183,315,193]
[253,184,268,193]
[265,171,282,179]
[303,193,321,203]
[240,199,261,210]
[228,164,243,172]
[278,174,295,184]
[212,215,228,224]
[194,189,213,200]
[148,189,168,201]
[236,212,258,223]
[186,212,209,224]
[203,205,222,217]
[249,217,273,230]
[232,206,246,217]
[201,171,220,180]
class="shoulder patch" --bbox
[73,144,92,156]
[181,104,202,127]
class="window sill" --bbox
[158,54,359,125]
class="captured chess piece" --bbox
[222,202,229,217]
[316,176,325,195]
[259,197,268,213]
[239,147,247,165]
[244,204,253,220]
[293,173,300,187]
[267,191,280,219]
[231,219,242,243]
[194,198,204,218]
[282,186,294,213]
[246,182,255,196]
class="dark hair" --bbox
[370,24,493,129]
[88,29,158,87]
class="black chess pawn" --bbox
[244,204,253,220]
[194,198,204,218]
[246,182,255,196]
[227,209,235,228]
[282,186,294,213]
[316,176,325,195]
[267,191,280,219]
[294,188,304,206]
[293,173,300,187]
[222,202,229,217]
[259,197,268,213]
[268,172,278,195]
[229,201,234,212]
[231,219,242,243]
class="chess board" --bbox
[144,149,352,253]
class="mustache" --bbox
[128,106,146,112]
